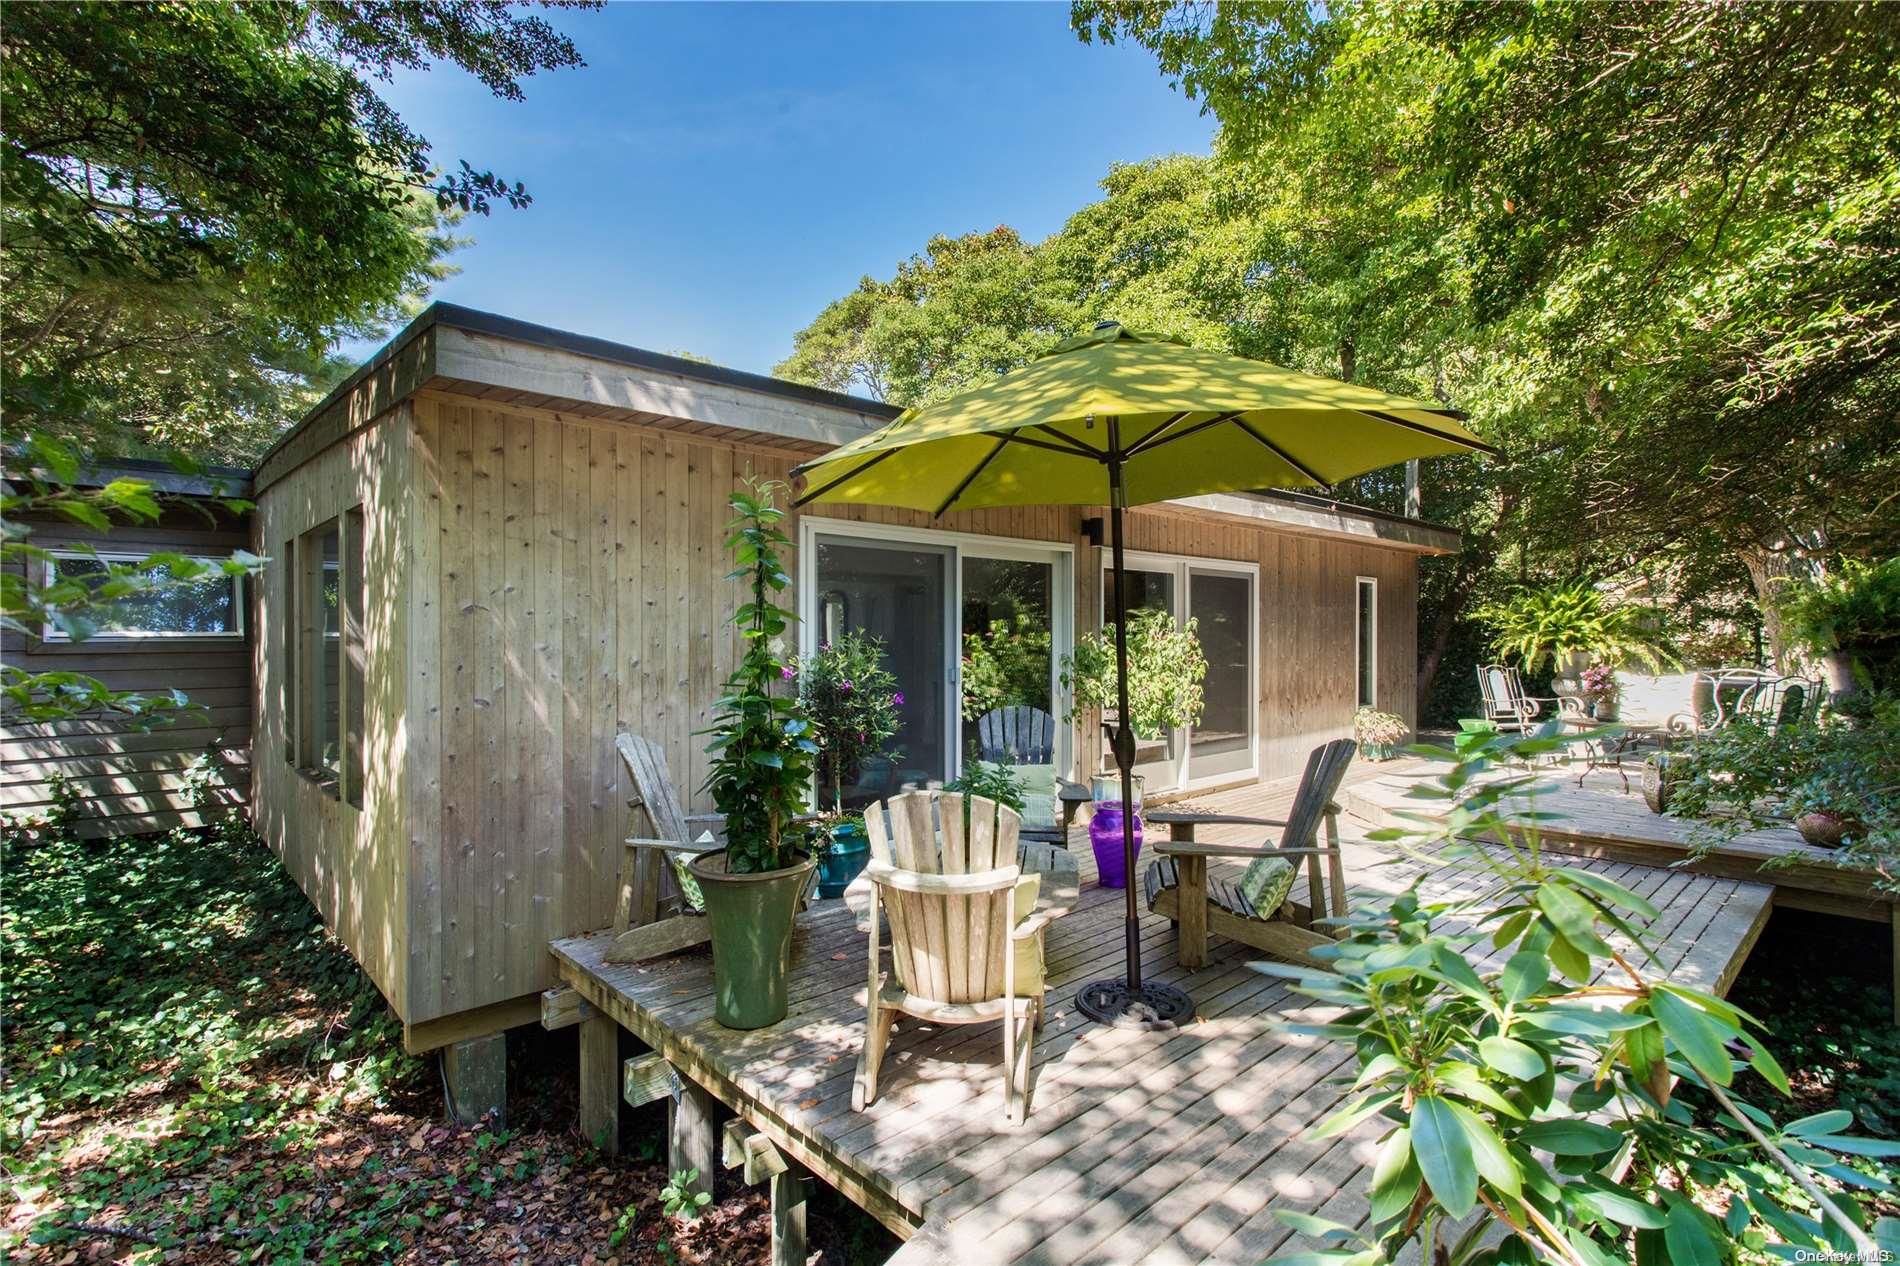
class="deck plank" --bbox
[552,769,1773,1266]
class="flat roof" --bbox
[255,303,1459,550]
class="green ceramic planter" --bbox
[687,849,815,1030]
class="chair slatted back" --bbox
[1278,738,1357,853]
[976,706,1056,766]
[1477,665,1522,723]
[864,790,1023,1006]
[615,732,692,845]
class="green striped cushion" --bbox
[1237,854,1295,918]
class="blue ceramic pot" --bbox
[817,822,870,899]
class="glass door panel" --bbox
[961,556,1057,825]
[1103,564,1178,785]
[813,536,951,808]
[1188,568,1255,780]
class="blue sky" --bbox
[365,2,1214,377]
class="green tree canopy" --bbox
[2,0,595,463]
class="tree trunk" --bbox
[1736,543,1809,672]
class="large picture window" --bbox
[41,550,244,640]
[285,511,366,807]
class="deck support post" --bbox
[441,1033,507,1127]
[670,1074,720,1198]
[722,1119,808,1266]
[579,1014,620,1154]
[770,1163,810,1266]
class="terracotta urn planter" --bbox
[1794,810,1857,850]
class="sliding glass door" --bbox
[803,521,1072,817]
[810,536,953,807]
[1099,553,1258,791]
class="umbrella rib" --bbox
[1351,408,1499,457]
[792,448,897,506]
[1232,418,1330,487]
[1032,424,1108,460]
[933,434,1011,518]
[1123,410,1244,458]
[1002,432,1105,459]
[1118,411,1193,458]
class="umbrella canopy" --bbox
[790,322,1494,1030]
[793,323,1494,516]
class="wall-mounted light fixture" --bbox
[1081,516,1105,548]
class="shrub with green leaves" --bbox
[961,611,1053,720]
[945,759,1028,814]
[1264,724,1897,1265]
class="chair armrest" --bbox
[1012,910,1056,941]
[1155,841,1276,859]
[623,836,720,854]
[1057,780,1092,802]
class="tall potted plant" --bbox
[1775,556,1899,699]
[794,631,902,898]
[1478,581,1672,695]
[690,481,819,1030]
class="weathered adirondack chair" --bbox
[975,705,1057,766]
[1476,664,1583,734]
[854,791,1048,1125]
[608,733,724,964]
[1143,738,1357,969]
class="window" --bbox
[1356,576,1378,709]
[41,550,244,640]
[285,511,366,807]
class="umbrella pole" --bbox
[1075,423,1193,1031]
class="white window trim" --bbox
[1355,575,1379,710]
[796,513,1076,781]
[40,548,247,641]
[1095,548,1262,792]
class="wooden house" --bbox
[25,303,1458,1064]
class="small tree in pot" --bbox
[692,480,819,1029]
[794,632,902,897]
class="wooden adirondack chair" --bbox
[608,733,726,964]
[1143,739,1357,969]
[975,705,1057,766]
[854,791,1049,1125]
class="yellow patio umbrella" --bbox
[791,322,1495,1029]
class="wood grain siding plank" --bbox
[408,397,447,1022]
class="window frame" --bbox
[39,548,247,642]
[284,511,365,808]
[1355,575,1379,710]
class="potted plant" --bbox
[1775,556,1900,700]
[1352,706,1408,760]
[1579,663,1620,721]
[1060,607,1207,743]
[1477,581,1672,696]
[1061,608,1205,882]
[793,630,903,899]
[690,481,819,1030]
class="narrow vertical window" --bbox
[1355,577,1378,709]
[316,521,342,780]
[283,537,298,766]
[343,507,366,807]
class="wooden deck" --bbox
[1339,758,1896,924]
[551,774,1772,1266]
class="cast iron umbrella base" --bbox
[1075,978,1194,1031]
